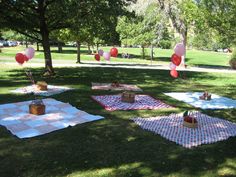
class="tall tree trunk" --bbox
[76,41,81,63]
[25,39,28,48]
[38,1,54,75]
[96,43,99,52]
[181,29,187,67]
[58,42,62,53]
[36,42,40,51]
[87,44,91,54]
[142,46,145,59]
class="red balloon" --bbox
[15,53,25,65]
[170,69,178,78]
[94,54,100,61]
[171,53,181,66]
[110,47,118,57]
[24,54,29,62]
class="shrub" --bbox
[229,48,236,69]
[159,40,172,49]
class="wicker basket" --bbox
[29,104,45,115]
[36,81,48,91]
[183,116,198,128]
[121,91,135,103]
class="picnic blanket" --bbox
[0,98,104,138]
[91,82,142,92]
[131,111,236,148]
[91,94,173,111]
[164,92,236,109]
[10,85,74,96]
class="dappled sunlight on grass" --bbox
[0,66,236,176]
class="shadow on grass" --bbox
[0,67,236,177]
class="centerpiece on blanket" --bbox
[36,81,48,91]
[29,99,46,115]
[121,91,135,103]
[25,70,48,91]
[111,81,120,87]
[199,91,211,101]
[183,111,198,128]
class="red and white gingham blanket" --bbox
[131,111,236,148]
[91,94,173,111]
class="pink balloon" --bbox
[169,62,176,70]
[103,52,110,61]
[98,49,104,56]
[25,47,35,59]
[174,43,185,57]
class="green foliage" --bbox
[201,0,236,45]
[159,40,172,49]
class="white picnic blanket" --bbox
[164,92,236,109]
[10,85,74,96]
[0,98,104,138]
[92,82,142,91]
[131,111,236,148]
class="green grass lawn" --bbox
[0,64,236,177]
[0,45,231,67]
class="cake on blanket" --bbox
[199,91,211,100]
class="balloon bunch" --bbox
[94,47,118,61]
[15,47,35,65]
[169,43,185,78]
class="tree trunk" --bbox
[25,39,28,48]
[38,1,54,75]
[76,41,81,63]
[58,42,62,53]
[87,44,91,54]
[142,46,145,59]
[36,42,40,51]
[181,29,188,67]
[96,43,99,52]
[42,33,54,74]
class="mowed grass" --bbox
[0,65,236,177]
[0,45,231,67]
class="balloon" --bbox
[169,62,176,70]
[103,52,110,61]
[174,43,185,57]
[25,47,35,59]
[98,49,104,56]
[170,69,178,78]
[15,53,25,65]
[110,47,118,57]
[94,54,100,61]
[171,53,182,66]
[23,53,29,62]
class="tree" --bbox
[156,0,198,64]
[0,0,72,75]
[68,0,135,63]
[200,0,236,46]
